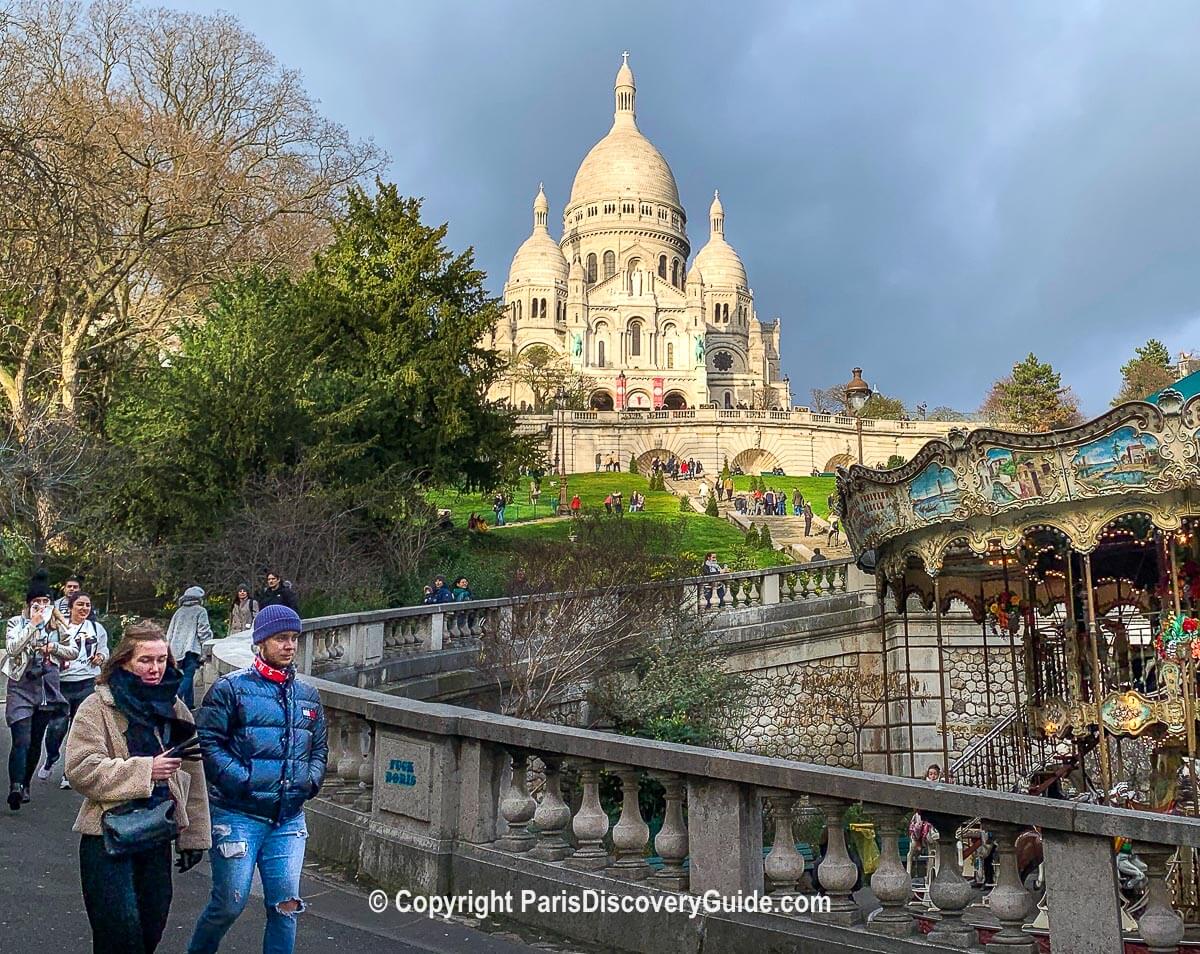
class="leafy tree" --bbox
[808,386,845,414]
[926,406,972,422]
[509,345,588,412]
[628,453,638,474]
[705,493,719,517]
[981,353,1081,432]
[885,454,907,469]
[860,393,906,420]
[1113,339,1175,405]
[758,524,774,549]
[744,523,760,547]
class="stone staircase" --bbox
[663,475,850,560]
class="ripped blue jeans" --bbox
[187,806,308,954]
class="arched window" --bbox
[666,342,674,369]
[713,303,719,322]
[597,340,606,367]
[530,298,537,319]
[672,259,680,287]
[724,391,733,409]
[629,320,642,357]
[586,253,597,284]
[722,303,729,322]
[658,255,667,279]
[603,250,616,279]
[541,298,547,319]
[516,300,522,321]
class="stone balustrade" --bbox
[295,558,860,676]
[274,659,1200,954]
[538,407,958,438]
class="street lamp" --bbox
[843,367,872,465]
[555,386,568,513]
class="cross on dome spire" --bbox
[614,52,636,123]
[710,189,725,237]
[533,183,549,230]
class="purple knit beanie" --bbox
[253,603,302,644]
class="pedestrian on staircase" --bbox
[792,488,804,516]
[803,502,814,536]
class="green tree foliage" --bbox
[1113,339,1175,406]
[105,184,537,541]
[705,493,719,517]
[744,523,760,547]
[628,453,638,474]
[981,353,1081,432]
[758,524,774,549]
[595,629,750,747]
[885,454,907,469]
[679,494,693,513]
[859,393,906,420]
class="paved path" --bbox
[0,719,555,954]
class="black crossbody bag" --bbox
[100,728,197,857]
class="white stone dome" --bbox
[692,190,747,288]
[509,184,568,285]
[568,55,682,211]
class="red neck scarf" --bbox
[253,655,289,684]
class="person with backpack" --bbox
[229,584,259,635]
[165,586,213,709]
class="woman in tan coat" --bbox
[65,620,211,954]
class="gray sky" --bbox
[169,1,1200,415]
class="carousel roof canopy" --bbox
[836,390,1198,581]
[1149,369,1200,405]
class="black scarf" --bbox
[107,666,190,755]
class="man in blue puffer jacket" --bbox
[188,603,327,954]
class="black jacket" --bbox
[196,665,327,824]
[259,584,299,611]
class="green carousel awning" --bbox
[1149,369,1200,405]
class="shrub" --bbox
[628,453,638,474]
[679,494,693,513]
[705,494,719,517]
[758,524,774,549]
[744,523,760,547]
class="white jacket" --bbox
[2,614,78,682]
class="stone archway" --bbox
[823,453,854,473]
[663,390,688,410]
[637,446,683,469]
[626,389,651,409]
[589,390,614,411]
[732,448,782,475]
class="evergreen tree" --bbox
[981,353,1081,432]
[744,523,760,547]
[1112,339,1175,405]
[628,453,638,474]
[705,493,719,517]
[758,524,774,549]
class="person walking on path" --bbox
[827,514,841,547]
[570,493,582,515]
[65,620,211,954]
[3,576,78,810]
[166,586,213,710]
[258,570,299,612]
[493,491,507,526]
[803,502,814,537]
[229,584,259,635]
[42,591,109,789]
[792,488,804,516]
[188,604,327,954]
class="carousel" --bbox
[837,389,1200,921]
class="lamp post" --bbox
[555,387,568,513]
[843,367,872,465]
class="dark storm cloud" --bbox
[168,1,1200,414]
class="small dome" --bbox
[693,190,747,288]
[686,262,703,285]
[509,185,568,286]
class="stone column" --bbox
[496,751,536,852]
[686,777,764,896]
[1136,844,1185,954]
[1042,829,1123,954]
[865,805,913,936]
[651,773,689,891]
[763,796,805,897]
[530,758,573,862]
[564,762,610,871]
[334,718,361,805]
[924,812,977,949]
[323,710,345,798]
[429,610,445,651]
[983,823,1034,953]
[609,766,652,879]
[760,571,781,605]
[812,798,860,926]
[354,721,374,812]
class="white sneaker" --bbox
[59,776,71,790]
[36,762,53,781]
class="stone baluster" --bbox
[865,805,913,936]
[1136,844,1185,954]
[565,762,611,870]
[800,571,815,600]
[496,751,537,852]
[609,766,652,879]
[763,796,805,896]
[651,773,689,890]
[334,717,360,804]
[924,812,978,949]
[323,710,345,798]
[354,721,374,812]
[530,757,573,861]
[983,822,1034,953]
[812,798,860,925]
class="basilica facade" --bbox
[491,55,791,412]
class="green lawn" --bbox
[428,472,679,526]
[728,475,838,518]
